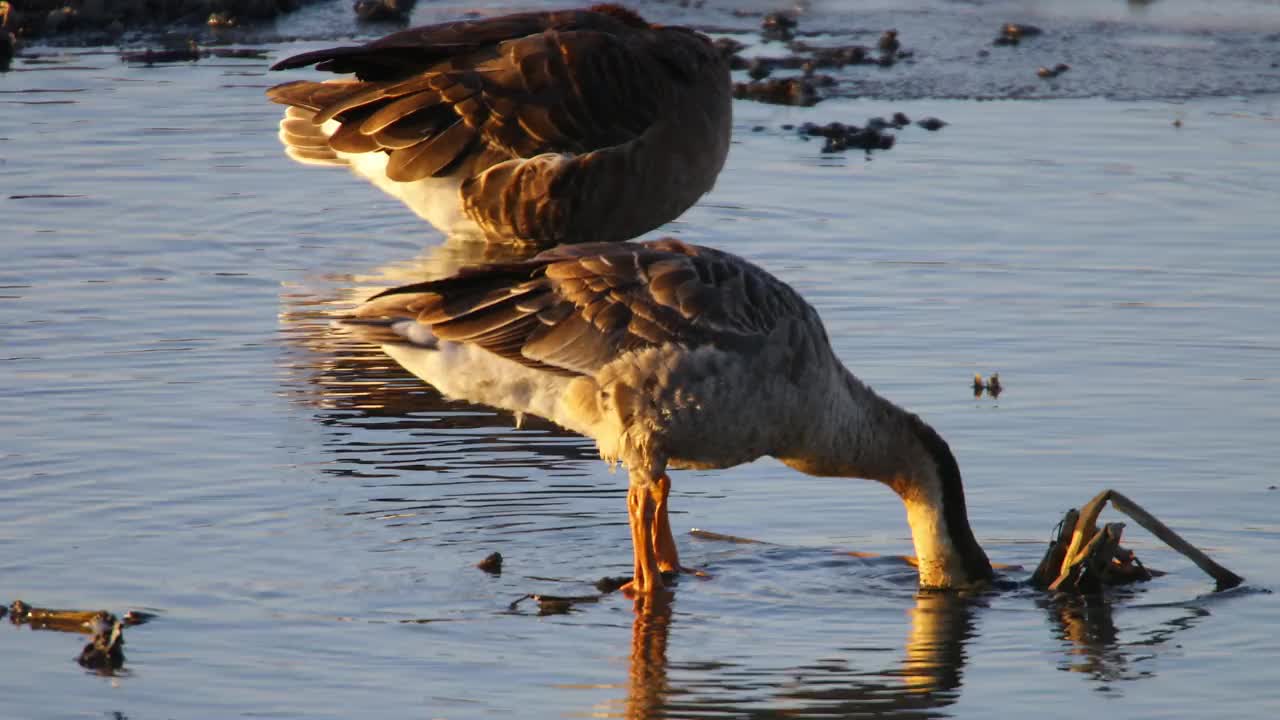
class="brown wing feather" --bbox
[266,7,711,185]
[356,239,820,377]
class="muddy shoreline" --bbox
[6,1,1280,103]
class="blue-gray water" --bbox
[2,1,1279,718]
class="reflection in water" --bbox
[900,591,973,696]
[626,593,675,720]
[277,236,556,431]
[1041,592,1209,685]
[619,591,976,720]
[276,238,610,547]
[278,235,539,412]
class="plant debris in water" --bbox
[476,551,503,575]
[8,600,152,674]
[1030,490,1243,594]
[1,0,311,43]
[725,14,912,106]
[972,372,1002,398]
[993,22,1044,46]
[760,11,797,42]
[734,76,826,107]
[508,593,602,616]
[746,112,948,155]
[354,0,416,24]
[76,612,126,672]
[776,112,946,155]
[800,121,896,152]
[1037,63,1071,79]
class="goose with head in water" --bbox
[356,239,994,594]
[267,5,731,247]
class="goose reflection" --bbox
[613,584,1221,718]
[614,591,975,720]
[276,237,601,479]
[278,236,537,418]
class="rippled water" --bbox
[3,1,1279,718]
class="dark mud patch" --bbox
[704,0,1280,101]
[750,112,948,156]
[1,0,314,46]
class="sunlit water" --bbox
[2,1,1279,718]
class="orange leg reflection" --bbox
[626,592,674,719]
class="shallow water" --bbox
[3,1,1280,718]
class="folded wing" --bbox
[266,8,671,184]
[356,239,822,378]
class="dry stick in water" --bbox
[1048,490,1242,590]
[1051,521,1126,593]
[1031,508,1079,587]
[1104,490,1243,588]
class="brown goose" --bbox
[355,239,994,594]
[267,5,731,246]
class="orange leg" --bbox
[652,473,681,573]
[621,475,665,596]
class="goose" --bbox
[267,4,731,247]
[354,238,994,594]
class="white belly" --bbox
[317,120,479,236]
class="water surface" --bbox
[2,1,1279,718]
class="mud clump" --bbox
[1,0,307,42]
[761,111,943,155]
[877,29,899,55]
[8,600,151,675]
[354,0,415,24]
[1,2,14,71]
[76,612,126,673]
[994,22,1044,46]
[972,372,1002,398]
[727,21,911,107]
[734,76,825,107]
[713,36,745,62]
[760,11,797,42]
[1037,63,1071,79]
[476,551,503,575]
[800,121,895,153]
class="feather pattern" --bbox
[356,238,822,377]
[267,5,731,245]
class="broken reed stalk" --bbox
[1103,490,1243,589]
[1036,489,1243,592]
[1031,508,1078,587]
[1052,522,1127,593]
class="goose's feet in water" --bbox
[616,473,708,596]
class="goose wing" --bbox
[356,239,823,377]
[266,7,707,183]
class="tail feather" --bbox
[277,106,346,167]
[337,317,439,348]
